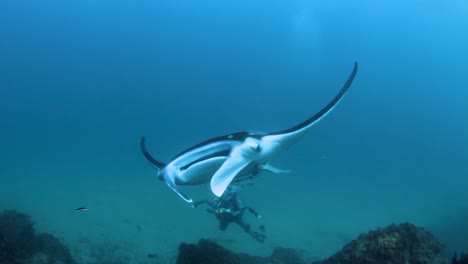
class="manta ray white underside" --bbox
[141,62,358,203]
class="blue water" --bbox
[1,0,467,262]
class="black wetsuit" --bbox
[192,192,266,243]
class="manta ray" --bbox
[141,62,358,203]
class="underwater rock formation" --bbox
[1,231,16,264]
[176,239,309,264]
[0,210,36,260]
[176,239,265,264]
[452,253,468,264]
[0,209,77,264]
[269,247,315,264]
[176,223,450,264]
[316,222,446,264]
[1,209,462,264]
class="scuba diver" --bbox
[191,187,267,243]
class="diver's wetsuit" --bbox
[192,191,266,243]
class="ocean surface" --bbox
[1,0,467,263]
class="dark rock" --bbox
[317,222,446,264]
[452,253,468,264]
[0,209,78,264]
[176,239,312,264]
[268,247,307,264]
[0,210,36,260]
[176,239,266,264]
[0,232,16,264]
[35,233,77,264]
[0,233,5,258]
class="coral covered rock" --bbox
[0,209,78,264]
[268,247,309,264]
[176,239,310,264]
[0,210,36,260]
[1,232,14,264]
[176,239,266,264]
[317,222,446,264]
[452,253,468,264]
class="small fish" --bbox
[75,207,88,212]
[136,225,142,231]
[147,253,158,259]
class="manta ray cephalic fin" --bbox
[210,152,252,197]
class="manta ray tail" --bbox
[140,137,166,169]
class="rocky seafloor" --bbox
[0,209,466,264]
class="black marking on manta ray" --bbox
[270,62,358,136]
[140,132,264,169]
[171,131,265,159]
[180,149,231,170]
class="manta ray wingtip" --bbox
[140,136,166,169]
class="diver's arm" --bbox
[191,200,217,210]
[245,207,261,218]
[233,194,260,217]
